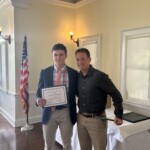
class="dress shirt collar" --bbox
[54,64,67,72]
[79,65,94,77]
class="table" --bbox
[106,109,150,150]
[56,108,150,150]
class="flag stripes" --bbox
[20,35,29,114]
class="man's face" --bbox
[52,50,67,68]
[75,52,91,72]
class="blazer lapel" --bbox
[45,66,54,87]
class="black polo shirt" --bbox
[78,65,123,119]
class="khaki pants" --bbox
[77,113,107,150]
[42,108,73,150]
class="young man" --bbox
[75,48,123,150]
[36,43,78,150]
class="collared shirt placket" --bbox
[82,77,86,111]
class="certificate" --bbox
[42,86,67,107]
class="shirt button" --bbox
[82,87,85,89]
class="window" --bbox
[120,27,150,107]
[79,35,101,69]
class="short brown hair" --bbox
[52,43,67,54]
[75,48,90,57]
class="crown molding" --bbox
[11,0,30,8]
[43,0,96,9]
[0,0,12,8]
[7,0,95,9]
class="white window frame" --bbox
[120,27,150,107]
[79,34,101,69]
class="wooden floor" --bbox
[0,114,63,150]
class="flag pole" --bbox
[27,109,29,124]
[21,95,34,132]
[20,34,34,132]
[21,111,34,132]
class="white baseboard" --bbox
[0,107,41,127]
[0,107,15,127]
[15,115,42,127]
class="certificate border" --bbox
[42,85,67,107]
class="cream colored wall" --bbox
[14,1,76,93]
[9,1,78,126]
[75,0,150,87]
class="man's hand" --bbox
[114,117,123,125]
[37,98,46,107]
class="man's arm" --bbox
[99,73,123,124]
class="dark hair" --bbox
[75,48,90,57]
[51,43,67,54]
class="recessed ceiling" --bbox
[0,0,95,9]
[45,0,95,9]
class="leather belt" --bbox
[56,105,67,110]
[80,112,104,118]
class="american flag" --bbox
[20,35,29,114]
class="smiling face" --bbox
[75,51,91,74]
[52,49,67,69]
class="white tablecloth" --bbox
[56,108,150,150]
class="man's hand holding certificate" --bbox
[42,85,67,107]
